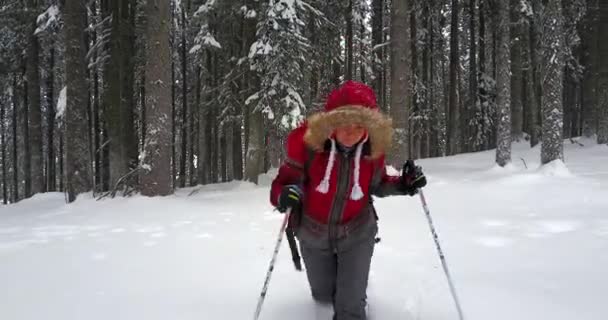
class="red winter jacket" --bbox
[270,124,403,226]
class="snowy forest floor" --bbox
[1,138,607,320]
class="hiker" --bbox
[270,80,427,320]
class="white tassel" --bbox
[350,135,368,200]
[316,139,336,194]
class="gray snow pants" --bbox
[300,230,375,320]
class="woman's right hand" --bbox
[277,185,303,213]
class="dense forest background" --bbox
[0,0,606,202]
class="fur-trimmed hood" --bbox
[303,105,393,159]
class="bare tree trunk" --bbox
[27,1,43,195]
[47,43,56,192]
[496,0,512,167]
[1,94,6,204]
[447,0,460,155]
[523,14,540,147]
[372,0,385,110]
[581,0,599,138]
[179,8,188,188]
[410,5,420,159]
[22,63,31,198]
[196,66,207,185]
[171,60,176,188]
[11,75,19,202]
[345,0,354,81]
[64,0,93,202]
[541,0,565,164]
[597,1,608,144]
[245,109,264,184]
[510,0,524,141]
[389,0,410,165]
[469,0,478,152]
[105,0,137,190]
[140,0,173,196]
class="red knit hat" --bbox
[304,81,393,160]
[324,80,378,112]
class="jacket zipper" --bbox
[327,152,352,253]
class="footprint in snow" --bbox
[536,220,582,234]
[196,233,213,239]
[480,219,510,228]
[474,236,515,248]
[91,253,107,261]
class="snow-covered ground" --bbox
[1,139,607,320]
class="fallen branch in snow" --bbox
[569,138,584,147]
[188,187,202,197]
[520,157,528,169]
[97,167,142,200]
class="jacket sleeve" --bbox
[270,126,308,207]
[370,156,407,198]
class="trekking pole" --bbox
[253,209,291,320]
[418,189,465,320]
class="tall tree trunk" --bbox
[64,0,93,202]
[179,8,188,188]
[469,0,478,152]
[345,0,354,80]
[421,0,431,158]
[27,1,43,195]
[47,44,56,192]
[389,0,410,165]
[196,66,207,185]
[597,1,608,144]
[410,5,420,159]
[59,129,65,192]
[372,0,385,110]
[1,93,6,204]
[171,61,176,188]
[140,0,173,196]
[93,47,101,192]
[496,0,512,167]
[105,0,137,190]
[479,0,487,151]
[11,75,19,202]
[523,14,540,147]
[541,0,565,164]
[22,63,31,197]
[581,0,599,138]
[510,0,524,140]
[447,0,460,155]
[245,109,264,183]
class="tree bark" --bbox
[140,0,173,196]
[447,0,460,155]
[510,0,524,140]
[345,0,354,80]
[523,13,540,147]
[597,1,608,144]
[469,0,478,152]
[27,2,43,195]
[372,0,385,111]
[389,0,410,165]
[496,0,512,167]
[179,8,188,188]
[64,0,93,202]
[11,74,19,202]
[245,109,264,184]
[1,91,6,204]
[105,0,137,190]
[47,43,56,192]
[581,0,599,138]
[22,63,31,197]
[541,0,565,164]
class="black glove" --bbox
[401,160,427,195]
[277,185,303,213]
